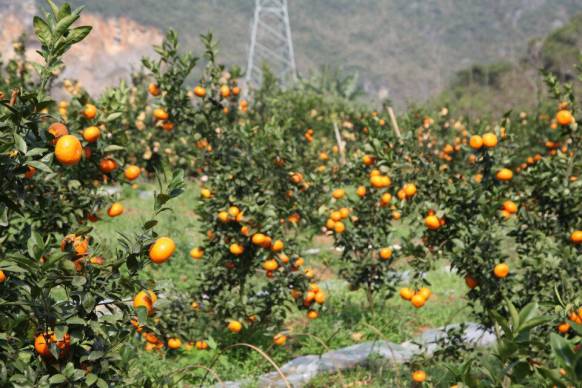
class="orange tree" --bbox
[0,2,184,385]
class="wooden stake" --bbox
[387,106,402,141]
[333,121,346,165]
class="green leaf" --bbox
[66,26,92,45]
[33,17,51,46]
[49,374,67,384]
[106,112,123,122]
[103,145,124,152]
[13,134,27,154]
[27,160,53,173]
[550,333,574,368]
[85,373,98,386]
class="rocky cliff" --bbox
[0,1,163,95]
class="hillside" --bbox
[431,12,582,118]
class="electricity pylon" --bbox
[245,0,297,90]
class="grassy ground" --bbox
[92,181,471,385]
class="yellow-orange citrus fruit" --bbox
[469,135,483,150]
[273,334,287,346]
[263,259,278,271]
[412,370,426,383]
[556,110,573,126]
[227,320,242,333]
[194,85,206,97]
[570,230,582,244]
[272,240,284,252]
[148,83,160,96]
[83,126,100,143]
[133,290,154,316]
[190,247,204,259]
[149,237,176,264]
[418,287,431,300]
[229,243,244,256]
[124,165,141,181]
[494,263,509,278]
[107,202,124,217]
[0,270,5,283]
[379,247,393,260]
[168,338,182,350]
[55,135,82,166]
[411,294,426,308]
[252,233,267,246]
[82,104,97,120]
[503,200,518,214]
[424,215,440,230]
[307,310,319,320]
[496,168,513,182]
[399,288,414,300]
[332,188,345,200]
[153,108,169,121]
[482,132,498,148]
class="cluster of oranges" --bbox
[34,332,71,359]
[304,128,315,143]
[300,283,326,319]
[500,200,519,219]
[399,287,432,308]
[60,234,104,271]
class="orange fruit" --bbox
[228,320,242,333]
[424,215,440,230]
[220,85,231,98]
[82,104,97,120]
[0,270,5,283]
[315,291,326,304]
[469,135,483,150]
[380,193,392,206]
[272,240,284,252]
[558,323,570,334]
[493,263,509,278]
[24,166,37,179]
[465,276,478,289]
[332,188,345,200]
[496,168,513,182]
[168,338,181,350]
[218,211,230,223]
[403,183,417,198]
[133,290,154,316]
[263,259,278,271]
[556,110,573,126]
[48,122,69,140]
[124,165,141,181]
[418,287,431,300]
[196,340,208,350]
[482,133,498,148]
[228,206,240,218]
[411,370,426,383]
[229,243,244,256]
[379,247,393,260]
[331,211,342,222]
[273,334,287,346]
[149,237,176,264]
[503,200,518,214]
[107,202,124,217]
[325,219,336,230]
[356,185,366,197]
[148,83,160,96]
[190,247,204,260]
[252,233,267,246]
[153,108,169,121]
[339,208,350,219]
[370,175,391,188]
[399,288,414,300]
[392,211,401,220]
[232,86,241,96]
[570,230,582,244]
[334,221,345,233]
[411,294,426,308]
[362,155,375,166]
[307,310,319,320]
[83,126,100,143]
[99,158,118,173]
[55,135,82,166]
[194,85,206,97]
[34,333,51,357]
[200,188,212,199]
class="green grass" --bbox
[90,180,473,385]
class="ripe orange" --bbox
[570,230,582,244]
[424,215,440,230]
[370,175,391,188]
[332,188,345,200]
[228,206,240,217]
[325,218,336,230]
[403,183,417,198]
[124,165,141,181]
[503,200,518,214]
[200,188,212,199]
[0,270,5,283]
[418,287,431,300]
[334,221,345,233]
[307,310,319,320]
[263,259,278,271]
[331,211,342,222]
[411,294,426,308]
[229,243,244,256]
[148,83,160,96]
[465,276,478,289]
[218,211,230,223]
[339,208,350,219]
[496,168,513,182]
[107,202,124,217]
[168,338,182,350]
[24,166,37,179]
[272,240,284,252]
[493,263,509,278]
[556,110,573,126]
[194,85,206,97]
[273,334,287,346]
[34,333,51,357]
[380,193,392,206]
[482,132,498,148]
[356,185,366,197]
[82,104,97,120]
[220,85,231,98]
[48,122,69,140]
[195,340,208,350]
[55,135,82,166]
[315,291,326,305]
[153,108,169,121]
[99,158,118,174]
[149,237,176,264]
[83,126,100,143]
[412,370,426,383]
[558,322,570,334]
[252,233,267,246]
[399,288,414,300]
[362,155,375,166]
[133,290,154,316]
[190,247,204,260]
[469,135,483,150]
[227,320,242,333]
[379,247,393,260]
[392,211,401,220]
[232,86,241,96]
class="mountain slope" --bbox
[27,0,582,105]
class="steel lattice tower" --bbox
[245,0,297,90]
